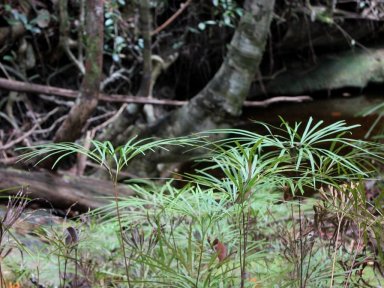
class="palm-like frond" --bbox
[17,136,202,178]
[201,117,383,190]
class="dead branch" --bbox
[76,105,127,176]
[0,108,60,150]
[243,96,312,107]
[0,77,186,106]
[151,0,193,36]
[0,77,313,107]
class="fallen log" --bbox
[0,168,134,211]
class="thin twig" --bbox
[74,104,127,175]
[0,108,59,150]
[298,198,303,288]
[91,104,127,133]
[330,215,344,288]
[33,115,67,135]
[243,96,312,107]
[151,0,193,36]
[86,111,116,124]
[76,131,92,176]
[39,94,74,108]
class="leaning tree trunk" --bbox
[53,0,104,143]
[119,0,276,176]
[38,0,104,170]
[152,0,275,133]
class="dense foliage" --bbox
[1,1,384,287]
[1,119,384,287]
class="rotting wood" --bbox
[0,168,134,211]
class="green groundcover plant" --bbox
[2,118,384,287]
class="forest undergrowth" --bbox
[1,118,384,288]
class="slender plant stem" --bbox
[304,240,314,287]
[113,181,131,287]
[195,234,206,287]
[344,224,363,288]
[240,206,247,288]
[75,248,78,286]
[330,216,343,288]
[63,250,68,287]
[58,255,62,288]
[239,205,244,287]
[298,197,303,288]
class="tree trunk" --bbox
[53,0,104,143]
[121,0,276,176]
